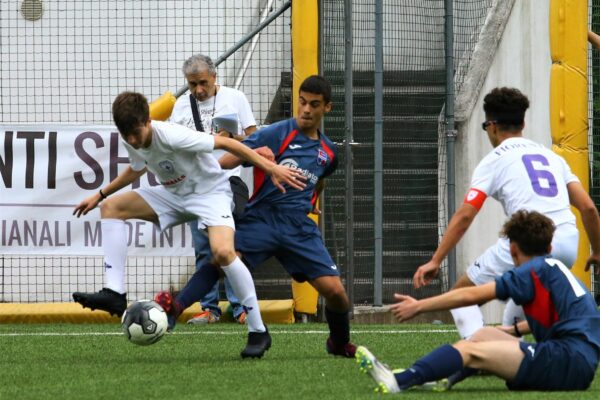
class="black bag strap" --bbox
[189,94,204,132]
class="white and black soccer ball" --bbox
[121,300,168,346]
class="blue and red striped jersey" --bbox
[496,256,600,349]
[241,118,338,213]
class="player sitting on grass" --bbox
[356,210,600,393]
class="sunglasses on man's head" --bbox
[481,120,497,131]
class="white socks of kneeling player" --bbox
[450,305,484,339]
[222,257,266,333]
[102,219,128,294]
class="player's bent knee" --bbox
[452,340,475,365]
[323,289,350,311]
[211,247,237,266]
[100,198,125,219]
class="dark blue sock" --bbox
[395,344,463,389]
[325,307,350,345]
[177,263,220,309]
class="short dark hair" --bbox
[501,210,554,256]
[112,91,149,135]
[483,87,529,132]
[299,75,332,104]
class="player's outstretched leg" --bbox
[356,346,453,394]
[154,290,183,332]
[73,219,129,317]
[72,288,127,317]
[355,346,401,394]
[154,262,222,331]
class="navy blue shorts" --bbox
[234,207,339,282]
[508,337,598,391]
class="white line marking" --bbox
[0,329,457,337]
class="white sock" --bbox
[450,305,484,339]
[222,257,265,333]
[102,219,127,294]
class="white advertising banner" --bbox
[0,125,194,256]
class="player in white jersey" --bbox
[72,91,305,358]
[413,87,600,339]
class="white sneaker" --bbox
[355,346,401,394]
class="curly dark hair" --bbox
[483,87,530,132]
[112,91,149,135]
[501,210,554,256]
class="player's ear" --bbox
[509,241,520,266]
[324,101,332,113]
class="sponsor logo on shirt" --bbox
[161,175,186,186]
[279,158,319,184]
[289,144,302,149]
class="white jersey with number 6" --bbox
[467,137,578,226]
[465,137,580,288]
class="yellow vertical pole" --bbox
[549,0,591,287]
[290,0,321,314]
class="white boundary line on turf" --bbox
[0,329,457,337]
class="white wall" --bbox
[455,0,551,323]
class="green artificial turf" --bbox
[0,323,598,399]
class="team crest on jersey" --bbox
[317,149,328,166]
[158,160,175,173]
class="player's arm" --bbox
[567,181,600,272]
[73,166,146,217]
[589,31,600,51]
[391,282,496,322]
[214,136,305,192]
[216,125,256,141]
[219,146,275,170]
[413,200,480,288]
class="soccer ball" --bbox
[121,300,168,346]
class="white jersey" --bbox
[169,85,257,178]
[124,120,229,197]
[468,137,578,226]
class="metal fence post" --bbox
[344,0,355,312]
[445,0,457,287]
[373,0,384,306]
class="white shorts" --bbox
[466,222,579,286]
[135,184,235,232]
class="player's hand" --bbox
[73,193,102,217]
[495,325,520,337]
[217,129,233,138]
[254,146,275,162]
[413,260,440,289]
[584,253,600,274]
[270,165,307,193]
[390,293,420,322]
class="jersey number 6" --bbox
[522,154,558,197]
